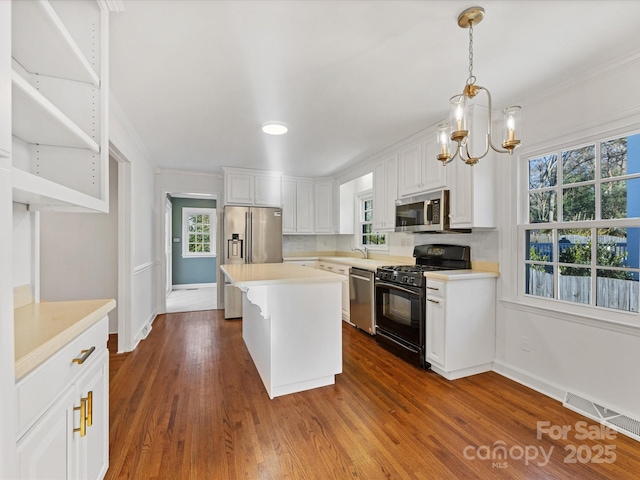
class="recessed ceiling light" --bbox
[261,122,288,135]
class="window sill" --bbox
[181,254,217,259]
[501,297,640,337]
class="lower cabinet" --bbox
[16,317,109,480]
[425,275,496,380]
[317,261,350,322]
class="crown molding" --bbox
[156,168,223,179]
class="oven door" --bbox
[374,280,424,347]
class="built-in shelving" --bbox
[12,70,100,152]
[12,0,100,86]
[11,0,108,213]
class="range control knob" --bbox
[408,277,415,285]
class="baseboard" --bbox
[171,283,216,290]
[492,359,566,402]
[132,310,157,350]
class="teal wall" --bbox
[171,197,217,285]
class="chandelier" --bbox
[437,6,521,166]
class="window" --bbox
[358,193,386,249]
[182,208,216,257]
[522,133,640,313]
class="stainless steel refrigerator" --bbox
[223,205,283,318]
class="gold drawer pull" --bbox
[86,391,93,427]
[72,346,96,365]
[73,398,87,437]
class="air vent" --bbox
[564,391,640,442]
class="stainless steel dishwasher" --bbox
[349,267,375,335]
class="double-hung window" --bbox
[358,193,386,249]
[522,133,640,313]
[182,207,216,257]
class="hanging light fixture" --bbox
[437,6,521,166]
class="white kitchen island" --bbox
[220,263,344,399]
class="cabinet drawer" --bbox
[426,279,445,298]
[335,265,349,276]
[16,316,108,437]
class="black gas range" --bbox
[374,244,471,368]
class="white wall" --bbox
[110,95,157,349]
[39,158,119,331]
[494,49,640,417]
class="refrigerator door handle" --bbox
[245,212,250,263]
[249,212,253,263]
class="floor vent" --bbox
[563,392,640,442]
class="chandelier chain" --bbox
[467,21,475,86]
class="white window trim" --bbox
[356,190,387,251]
[182,207,217,258]
[517,130,640,321]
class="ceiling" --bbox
[109,1,640,178]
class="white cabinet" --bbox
[447,105,497,229]
[224,167,282,206]
[397,133,447,198]
[372,153,397,231]
[11,0,109,213]
[282,177,313,233]
[16,316,109,480]
[425,275,496,380]
[317,261,350,321]
[314,179,335,234]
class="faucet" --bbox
[352,246,368,259]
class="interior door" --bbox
[165,198,172,297]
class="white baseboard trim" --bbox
[132,311,157,350]
[492,360,566,403]
[172,283,216,290]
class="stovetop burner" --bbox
[376,244,472,288]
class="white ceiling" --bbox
[109,0,640,178]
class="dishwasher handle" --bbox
[350,268,374,281]
[350,273,372,282]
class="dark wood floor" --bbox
[106,310,640,479]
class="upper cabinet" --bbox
[0,1,10,159]
[11,0,109,212]
[397,130,447,198]
[224,167,282,207]
[282,176,313,234]
[447,105,497,229]
[372,152,397,232]
[314,179,336,234]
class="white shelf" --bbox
[12,167,107,213]
[12,69,100,153]
[12,0,100,86]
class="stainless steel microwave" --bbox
[395,189,469,233]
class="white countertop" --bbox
[221,263,345,287]
[424,270,499,281]
[14,298,116,378]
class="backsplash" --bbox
[285,231,499,265]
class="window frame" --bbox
[519,131,640,317]
[356,191,387,250]
[182,207,216,258]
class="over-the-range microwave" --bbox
[394,189,470,233]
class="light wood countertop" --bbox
[221,263,344,288]
[14,299,116,379]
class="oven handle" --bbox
[377,330,420,354]
[375,281,422,296]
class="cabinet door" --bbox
[17,386,76,480]
[425,296,445,368]
[76,351,108,480]
[0,0,10,158]
[373,154,397,231]
[397,142,423,197]
[448,159,473,228]
[314,181,334,233]
[254,174,281,206]
[421,138,447,192]
[225,173,254,204]
[296,181,314,233]
[281,179,297,233]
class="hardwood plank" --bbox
[106,311,640,479]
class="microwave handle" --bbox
[425,200,433,223]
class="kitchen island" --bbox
[220,263,344,399]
